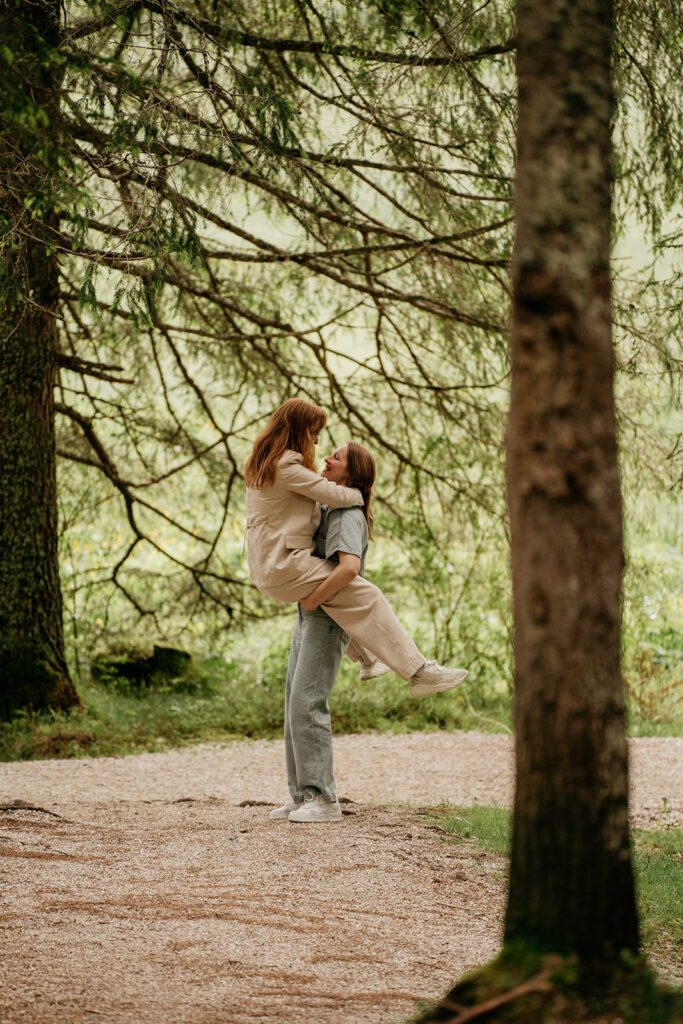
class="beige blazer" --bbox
[245,451,363,590]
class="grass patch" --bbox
[635,827,683,976]
[0,641,510,761]
[432,804,683,984]
[1,629,680,760]
[433,803,512,856]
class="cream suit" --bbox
[245,451,424,680]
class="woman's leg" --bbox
[265,569,424,680]
[286,607,348,802]
[345,639,390,680]
[321,577,424,679]
[266,570,423,680]
[345,640,372,665]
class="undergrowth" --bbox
[0,640,511,761]
[1,626,680,761]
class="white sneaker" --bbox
[269,800,303,820]
[410,662,468,697]
[359,658,391,681]
[288,794,342,823]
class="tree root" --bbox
[436,972,552,1023]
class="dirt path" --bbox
[0,732,681,1024]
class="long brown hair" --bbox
[245,398,327,488]
[345,442,375,538]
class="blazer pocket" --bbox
[284,534,313,550]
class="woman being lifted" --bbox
[244,398,468,696]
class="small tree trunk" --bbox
[0,0,80,716]
[504,0,639,960]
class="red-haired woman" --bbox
[245,398,468,696]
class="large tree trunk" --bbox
[0,0,80,717]
[504,0,639,960]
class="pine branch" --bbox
[55,223,510,267]
[57,352,134,384]
[69,0,516,66]
[55,402,212,544]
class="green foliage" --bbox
[9,0,517,640]
[621,446,683,734]
[1,0,680,726]
[0,665,267,761]
[0,631,510,761]
[58,485,681,736]
[2,601,677,760]
[614,0,683,232]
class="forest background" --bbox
[1,0,681,757]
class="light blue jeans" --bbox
[284,605,349,804]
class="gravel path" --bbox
[1,732,681,826]
[0,732,681,1024]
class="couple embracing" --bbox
[245,399,468,824]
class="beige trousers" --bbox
[262,563,425,681]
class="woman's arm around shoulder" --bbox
[276,451,362,508]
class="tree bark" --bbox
[0,0,80,717]
[504,0,639,960]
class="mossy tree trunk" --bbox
[0,0,80,717]
[504,0,639,961]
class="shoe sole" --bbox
[410,669,468,697]
[288,816,343,823]
[288,810,343,823]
